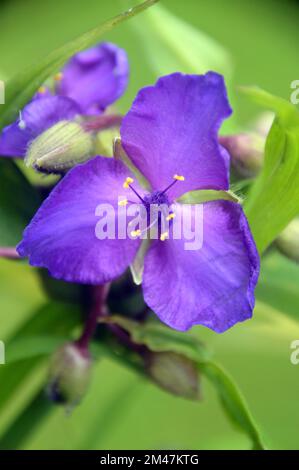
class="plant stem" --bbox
[0,247,20,259]
[76,284,110,353]
[83,114,123,132]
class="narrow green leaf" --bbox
[0,390,52,450]
[100,315,210,363]
[0,302,81,416]
[242,87,299,253]
[255,251,299,324]
[130,3,231,77]
[178,189,241,205]
[200,362,266,450]
[0,0,159,130]
[6,336,66,364]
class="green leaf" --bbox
[255,251,299,324]
[100,315,210,363]
[0,302,81,417]
[5,301,81,362]
[130,3,231,77]
[0,0,159,130]
[200,362,266,450]
[2,310,267,450]
[178,189,241,205]
[0,159,41,246]
[100,315,266,449]
[6,335,66,364]
[0,390,52,450]
[241,87,299,253]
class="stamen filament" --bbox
[161,174,185,195]
[128,184,144,203]
[123,177,145,203]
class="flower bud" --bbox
[145,351,200,400]
[220,133,264,178]
[25,120,94,173]
[276,218,299,263]
[47,343,92,407]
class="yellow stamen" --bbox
[118,199,128,206]
[166,213,176,221]
[38,86,46,94]
[173,174,185,181]
[160,231,169,241]
[131,229,141,238]
[123,176,134,189]
[54,72,63,81]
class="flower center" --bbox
[143,190,170,208]
[120,174,185,241]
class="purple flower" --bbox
[57,42,129,115]
[0,42,129,160]
[17,72,260,333]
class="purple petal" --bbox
[0,96,80,157]
[121,72,232,199]
[57,42,129,115]
[142,201,259,333]
[17,156,142,284]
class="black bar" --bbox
[0,450,298,464]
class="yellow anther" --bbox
[166,213,176,221]
[54,72,63,81]
[160,231,169,241]
[38,86,46,94]
[173,174,185,181]
[131,229,141,238]
[123,176,134,189]
[118,199,128,206]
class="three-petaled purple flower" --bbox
[17,72,260,333]
[0,42,128,167]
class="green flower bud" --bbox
[145,351,200,400]
[47,343,92,407]
[220,133,264,178]
[276,218,299,263]
[25,120,94,173]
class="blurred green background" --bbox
[0,0,299,450]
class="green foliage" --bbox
[0,391,52,450]
[0,301,81,447]
[0,0,159,130]
[0,160,41,246]
[179,190,241,204]
[131,3,231,77]
[242,87,299,253]
[100,316,266,449]
[200,362,265,450]
[256,251,299,324]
